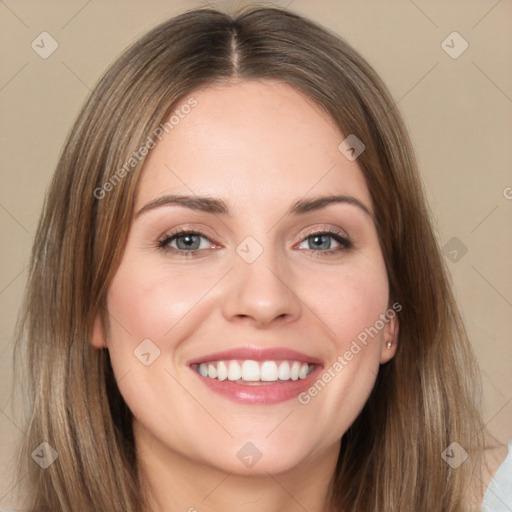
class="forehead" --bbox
[135,79,372,215]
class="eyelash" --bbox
[156,227,352,259]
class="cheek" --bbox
[106,261,210,344]
[293,266,389,441]
[103,263,214,438]
[301,255,389,397]
[310,260,390,348]
[102,261,210,402]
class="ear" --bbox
[380,311,399,364]
[91,312,108,349]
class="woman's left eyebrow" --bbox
[135,194,373,219]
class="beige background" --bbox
[1,0,511,508]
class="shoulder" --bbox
[482,437,512,512]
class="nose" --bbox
[221,245,302,328]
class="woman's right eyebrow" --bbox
[135,194,228,218]
[134,193,373,220]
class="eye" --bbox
[157,229,218,256]
[296,228,352,256]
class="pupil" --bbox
[178,234,199,250]
[311,234,330,250]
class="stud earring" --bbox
[386,341,392,349]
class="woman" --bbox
[12,6,510,511]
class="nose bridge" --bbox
[221,233,301,326]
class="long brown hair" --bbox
[14,6,485,511]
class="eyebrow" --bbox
[135,194,373,219]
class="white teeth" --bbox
[290,361,300,381]
[207,364,217,379]
[278,361,291,380]
[195,359,315,382]
[298,363,309,379]
[241,360,260,381]
[261,361,278,381]
[227,361,241,381]
[199,363,208,377]
[217,361,228,381]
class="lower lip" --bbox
[191,366,323,405]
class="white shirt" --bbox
[482,437,512,511]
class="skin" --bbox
[92,79,399,512]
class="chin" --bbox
[194,436,320,476]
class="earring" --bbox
[386,341,392,349]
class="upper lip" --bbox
[188,346,324,366]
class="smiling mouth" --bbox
[191,360,316,384]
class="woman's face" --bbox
[93,79,398,475]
